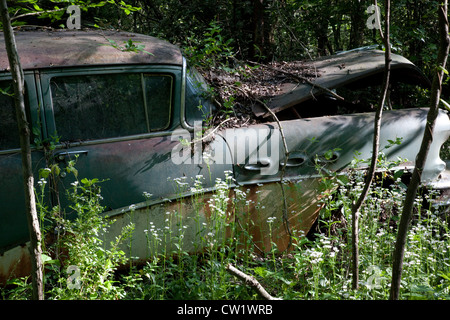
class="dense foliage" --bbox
[4,2,445,72]
[92,1,443,78]
[6,1,448,101]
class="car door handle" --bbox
[244,158,271,171]
[54,150,88,162]
[280,154,306,167]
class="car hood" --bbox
[252,49,430,118]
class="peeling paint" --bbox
[100,177,325,264]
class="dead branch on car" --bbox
[247,60,345,103]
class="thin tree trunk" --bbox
[0,0,43,300]
[349,0,366,49]
[316,14,330,56]
[390,1,449,300]
[350,0,391,290]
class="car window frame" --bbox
[39,65,182,147]
[0,71,41,154]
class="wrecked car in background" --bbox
[0,30,449,283]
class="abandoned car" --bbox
[0,30,449,283]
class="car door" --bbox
[39,65,230,217]
[0,72,45,254]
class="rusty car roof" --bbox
[252,49,430,118]
[0,29,183,70]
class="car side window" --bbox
[0,81,20,151]
[144,75,172,130]
[50,73,172,142]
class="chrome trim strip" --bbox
[180,57,194,131]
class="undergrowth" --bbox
[2,153,450,300]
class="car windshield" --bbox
[185,66,216,126]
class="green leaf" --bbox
[66,165,78,179]
[440,98,450,112]
[32,126,41,136]
[51,164,60,177]
[393,169,404,181]
[253,266,269,277]
[41,253,52,263]
[336,174,349,186]
[438,66,449,75]
[39,167,51,179]
[0,85,13,97]
[438,271,450,281]
[41,253,59,266]
[81,178,99,187]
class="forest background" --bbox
[10,0,449,109]
[10,1,446,76]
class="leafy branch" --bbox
[4,0,141,27]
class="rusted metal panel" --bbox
[0,30,183,70]
[232,179,324,253]
[101,178,324,261]
[0,243,31,285]
[0,176,324,284]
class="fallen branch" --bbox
[189,117,233,145]
[226,264,282,300]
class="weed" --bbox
[182,20,235,69]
